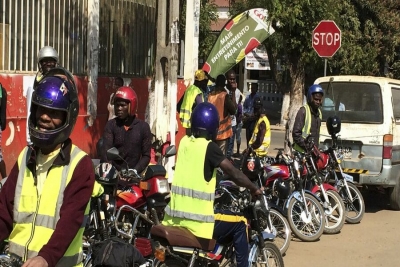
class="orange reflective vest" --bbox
[208,91,232,140]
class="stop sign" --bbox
[312,20,341,57]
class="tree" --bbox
[230,0,400,148]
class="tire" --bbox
[287,192,325,242]
[389,175,400,210]
[254,241,284,267]
[339,183,365,223]
[269,209,291,255]
[315,190,346,234]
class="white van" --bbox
[315,75,400,210]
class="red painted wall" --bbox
[0,74,187,176]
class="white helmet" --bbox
[37,46,58,64]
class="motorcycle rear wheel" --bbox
[339,182,365,224]
[254,241,284,267]
[287,192,325,242]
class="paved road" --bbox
[256,129,400,267]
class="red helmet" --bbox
[114,86,138,115]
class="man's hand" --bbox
[250,188,263,198]
[22,256,48,267]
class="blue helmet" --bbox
[29,68,79,148]
[191,102,220,140]
[307,84,324,103]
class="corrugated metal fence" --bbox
[0,0,156,76]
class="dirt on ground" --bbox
[282,190,400,267]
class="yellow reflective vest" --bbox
[162,135,216,239]
[249,115,271,156]
[179,85,204,128]
[9,145,89,266]
[293,104,322,153]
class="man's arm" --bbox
[292,107,307,150]
[37,156,95,267]
[250,121,268,149]
[134,122,152,174]
[0,163,18,241]
[224,94,236,117]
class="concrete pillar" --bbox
[183,0,200,85]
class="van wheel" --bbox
[389,175,400,210]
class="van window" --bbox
[319,82,383,123]
[391,88,400,123]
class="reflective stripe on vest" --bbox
[163,135,216,239]
[180,85,203,128]
[9,145,89,266]
[208,91,232,140]
[293,104,322,153]
[249,115,271,156]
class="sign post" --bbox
[312,20,341,76]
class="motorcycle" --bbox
[149,180,284,267]
[263,144,326,242]
[0,254,23,267]
[301,137,346,234]
[319,116,365,224]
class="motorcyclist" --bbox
[162,102,262,267]
[100,86,152,175]
[293,84,324,152]
[247,97,271,157]
[0,67,95,266]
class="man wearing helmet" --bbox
[26,46,59,146]
[247,97,271,156]
[100,86,152,174]
[177,69,209,136]
[162,102,262,267]
[293,84,324,152]
[0,68,95,266]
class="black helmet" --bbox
[95,163,119,186]
[242,153,263,181]
[327,116,341,137]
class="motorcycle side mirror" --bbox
[106,147,122,161]
[165,145,177,158]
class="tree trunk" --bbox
[284,63,305,153]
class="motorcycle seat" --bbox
[143,165,166,181]
[150,225,216,251]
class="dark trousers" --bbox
[245,121,256,147]
[226,125,237,158]
[213,211,248,267]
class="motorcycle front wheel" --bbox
[254,241,284,267]
[339,182,365,224]
[287,192,325,242]
[257,208,291,255]
[315,190,346,234]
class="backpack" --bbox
[0,83,6,131]
[91,237,146,267]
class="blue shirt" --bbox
[243,93,259,115]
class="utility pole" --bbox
[151,0,179,183]
[183,0,200,84]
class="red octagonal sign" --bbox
[312,20,341,57]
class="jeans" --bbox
[226,125,237,158]
[214,210,248,267]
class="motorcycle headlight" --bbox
[156,179,170,194]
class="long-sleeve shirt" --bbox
[243,93,259,115]
[292,105,322,150]
[0,139,95,267]
[101,116,152,173]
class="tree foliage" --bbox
[179,0,219,61]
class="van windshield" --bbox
[319,81,383,123]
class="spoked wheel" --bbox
[257,208,291,255]
[315,190,346,234]
[287,192,325,242]
[339,182,365,224]
[254,241,284,267]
